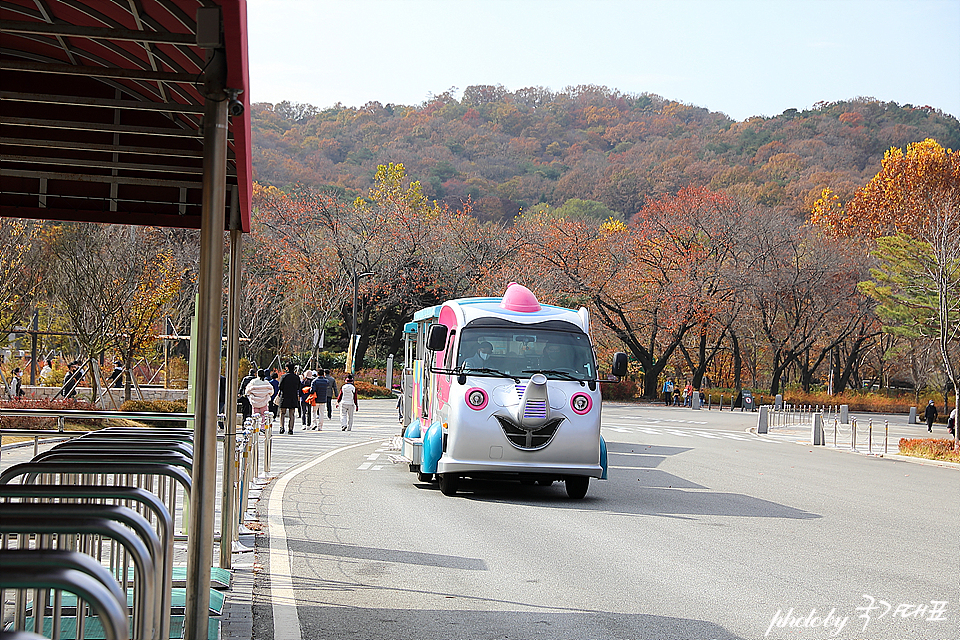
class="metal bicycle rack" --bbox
[0,405,276,639]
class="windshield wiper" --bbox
[523,369,585,384]
[460,367,520,383]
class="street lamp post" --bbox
[351,271,375,374]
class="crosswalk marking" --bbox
[602,424,787,443]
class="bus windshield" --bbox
[457,322,595,381]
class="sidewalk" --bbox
[755,410,960,470]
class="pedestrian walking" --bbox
[299,370,315,430]
[337,374,358,431]
[39,359,53,386]
[245,369,274,425]
[948,408,956,437]
[238,367,256,422]
[277,362,301,435]
[924,400,938,433]
[60,361,83,399]
[268,371,280,419]
[324,369,337,419]
[309,371,329,430]
[8,367,24,398]
[662,378,674,406]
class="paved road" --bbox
[251,401,960,640]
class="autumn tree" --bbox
[0,218,44,337]
[46,224,184,402]
[812,139,960,442]
[503,187,751,398]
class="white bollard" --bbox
[757,405,769,434]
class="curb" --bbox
[1,436,73,451]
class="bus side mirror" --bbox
[426,324,448,351]
[611,352,628,378]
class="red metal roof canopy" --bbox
[0,0,251,231]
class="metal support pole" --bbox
[868,418,873,454]
[220,213,242,569]
[30,310,39,385]
[884,420,889,455]
[184,40,228,640]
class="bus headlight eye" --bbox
[466,388,488,410]
[571,393,592,415]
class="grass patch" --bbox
[898,438,960,463]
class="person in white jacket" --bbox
[337,374,358,431]
[245,369,275,425]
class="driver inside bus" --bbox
[540,340,571,370]
[462,341,493,370]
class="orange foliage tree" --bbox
[812,139,960,441]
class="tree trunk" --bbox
[730,331,742,391]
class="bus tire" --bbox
[565,476,589,499]
[417,471,433,483]
[438,473,460,496]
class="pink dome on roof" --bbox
[500,282,541,312]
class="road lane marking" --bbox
[268,439,376,640]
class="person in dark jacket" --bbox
[268,371,280,419]
[277,362,301,435]
[924,400,938,433]
[238,367,256,422]
[60,361,83,399]
[309,373,329,430]
[324,369,337,419]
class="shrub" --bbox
[352,380,395,399]
[898,438,960,463]
[600,378,638,401]
[119,399,188,413]
[119,399,189,426]
[0,397,103,430]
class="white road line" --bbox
[268,439,376,640]
[357,462,372,470]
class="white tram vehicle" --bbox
[400,283,627,498]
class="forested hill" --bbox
[250,85,960,221]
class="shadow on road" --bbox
[285,539,488,571]
[412,441,821,521]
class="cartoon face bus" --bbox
[400,283,627,498]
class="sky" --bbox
[247,0,960,122]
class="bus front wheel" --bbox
[564,476,589,499]
[438,473,460,496]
